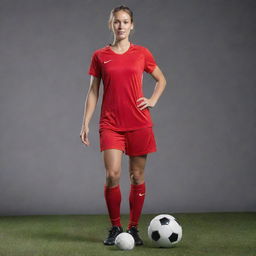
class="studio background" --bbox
[0,0,255,216]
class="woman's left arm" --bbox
[137,65,167,110]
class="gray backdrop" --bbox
[0,0,255,216]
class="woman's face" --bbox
[111,11,133,40]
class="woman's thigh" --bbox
[101,148,123,174]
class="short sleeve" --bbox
[88,51,101,78]
[144,47,157,73]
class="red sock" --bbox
[127,182,146,230]
[104,184,122,227]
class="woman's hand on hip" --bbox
[136,97,156,110]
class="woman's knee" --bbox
[105,168,121,186]
[129,169,144,184]
[102,149,122,186]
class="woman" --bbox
[80,5,166,246]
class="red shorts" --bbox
[99,127,157,156]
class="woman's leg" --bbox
[128,154,147,229]
[102,149,123,227]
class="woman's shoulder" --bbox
[90,44,110,55]
[132,43,153,53]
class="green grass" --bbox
[0,212,255,256]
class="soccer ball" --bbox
[115,232,135,250]
[148,214,182,247]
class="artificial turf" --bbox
[0,212,255,256]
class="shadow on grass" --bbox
[107,240,183,251]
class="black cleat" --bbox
[126,226,143,246]
[103,226,123,245]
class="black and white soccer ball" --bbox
[148,214,182,247]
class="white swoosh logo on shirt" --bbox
[104,60,112,64]
[139,193,145,196]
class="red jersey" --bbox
[88,42,157,132]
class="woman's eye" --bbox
[114,21,128,24]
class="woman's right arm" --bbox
[80,75,101,146]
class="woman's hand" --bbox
[136,97,156,110]
[80,125,90,146]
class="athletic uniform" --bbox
[88,41,157,156]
